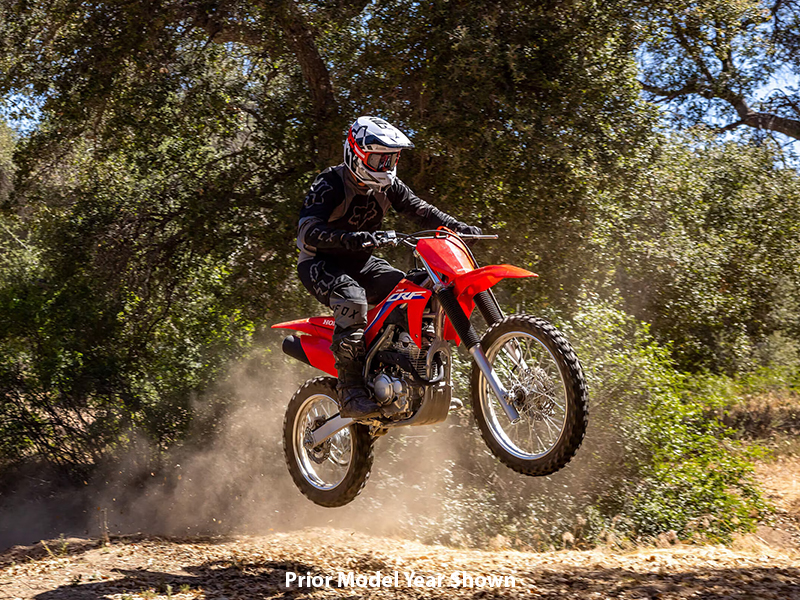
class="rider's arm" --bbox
[388,179,474,232]
[297,173,374,251]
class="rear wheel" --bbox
[471,315,587,476]
[283,377,374,507]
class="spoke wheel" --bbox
[283,377,374,506]
[471,315,587,476]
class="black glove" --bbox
[341,231,377,251]
[341,230,397,250]
[455,223,482,237]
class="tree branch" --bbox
[639,79,702,100]
[189,1,341,163]
[272,0,341,163]
[273,1,336,121]
[740,111,800,139]
[641,79,800,140]
[717,120,744,133]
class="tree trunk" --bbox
[274,0,341,165]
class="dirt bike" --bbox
[273,228,588,507]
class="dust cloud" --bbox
[0,350,472,550]
[0,345,603,552]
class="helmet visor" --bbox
[366,151,400,172]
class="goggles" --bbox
[366,151,400,172]
[348,131,402,172]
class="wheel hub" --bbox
[303,417,332,464]
[511,367,556,421]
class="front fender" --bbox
[452,264,537,303]
[442,265,537,344]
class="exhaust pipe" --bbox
[282,335,311,367]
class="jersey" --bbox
[296,164,465,264]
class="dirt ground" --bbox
[2,458,800,600]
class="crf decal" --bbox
[387,291,426,302]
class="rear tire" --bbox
[283,377,374,507]
[471,315,588,476]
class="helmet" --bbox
[344,116,414,192]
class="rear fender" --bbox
[272,317,337,375]
[272,316,335,341]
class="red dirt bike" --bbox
[273,228,588,507]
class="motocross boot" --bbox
[331,334,381,420]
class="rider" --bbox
[296,116,481,420]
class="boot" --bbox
[331,335,381,420]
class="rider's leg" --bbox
[298,256,381,419]
[329,285,382,420]
[355,256,405,304]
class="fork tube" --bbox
[414,250,443,291]
[474,289,504,325]
[470,345,520,423]
[435,285,520,423]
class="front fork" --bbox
[469,344,520,422]
[413,251,520,423]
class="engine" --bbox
[372,372,413,404]
[369,327,434,416]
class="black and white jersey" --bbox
[297,164,464,264]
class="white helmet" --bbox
[344,116,414,192]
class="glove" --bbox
[455,223,482,237]
[341,231,378,251]
[341,230,397,250]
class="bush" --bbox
[603,132,800,374]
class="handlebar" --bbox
[362,229,498,249]
[397,229,498,245]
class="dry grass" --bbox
[720,390,800,442]
[756,455,800,513]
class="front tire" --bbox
[283,377,374,507]
[471,315,588,476]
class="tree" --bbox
[0,120,13,202]
[0,0,656,471]
[639,0,800,141]
[601,131,800,372]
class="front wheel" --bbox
[471,315,588,476]
[283,377,374,507]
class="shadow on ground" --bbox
[32,562,800,599]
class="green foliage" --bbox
[368,297,763,548]
[599,131,800,372]
[0,0,791,547]
[0,0,660,475]
[565,296,764,542]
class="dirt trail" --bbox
[755,455,800,549]
[2,529,800,599]
[2,459,800,600]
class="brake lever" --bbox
[361,230,398,249]
[378,230,398,247]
